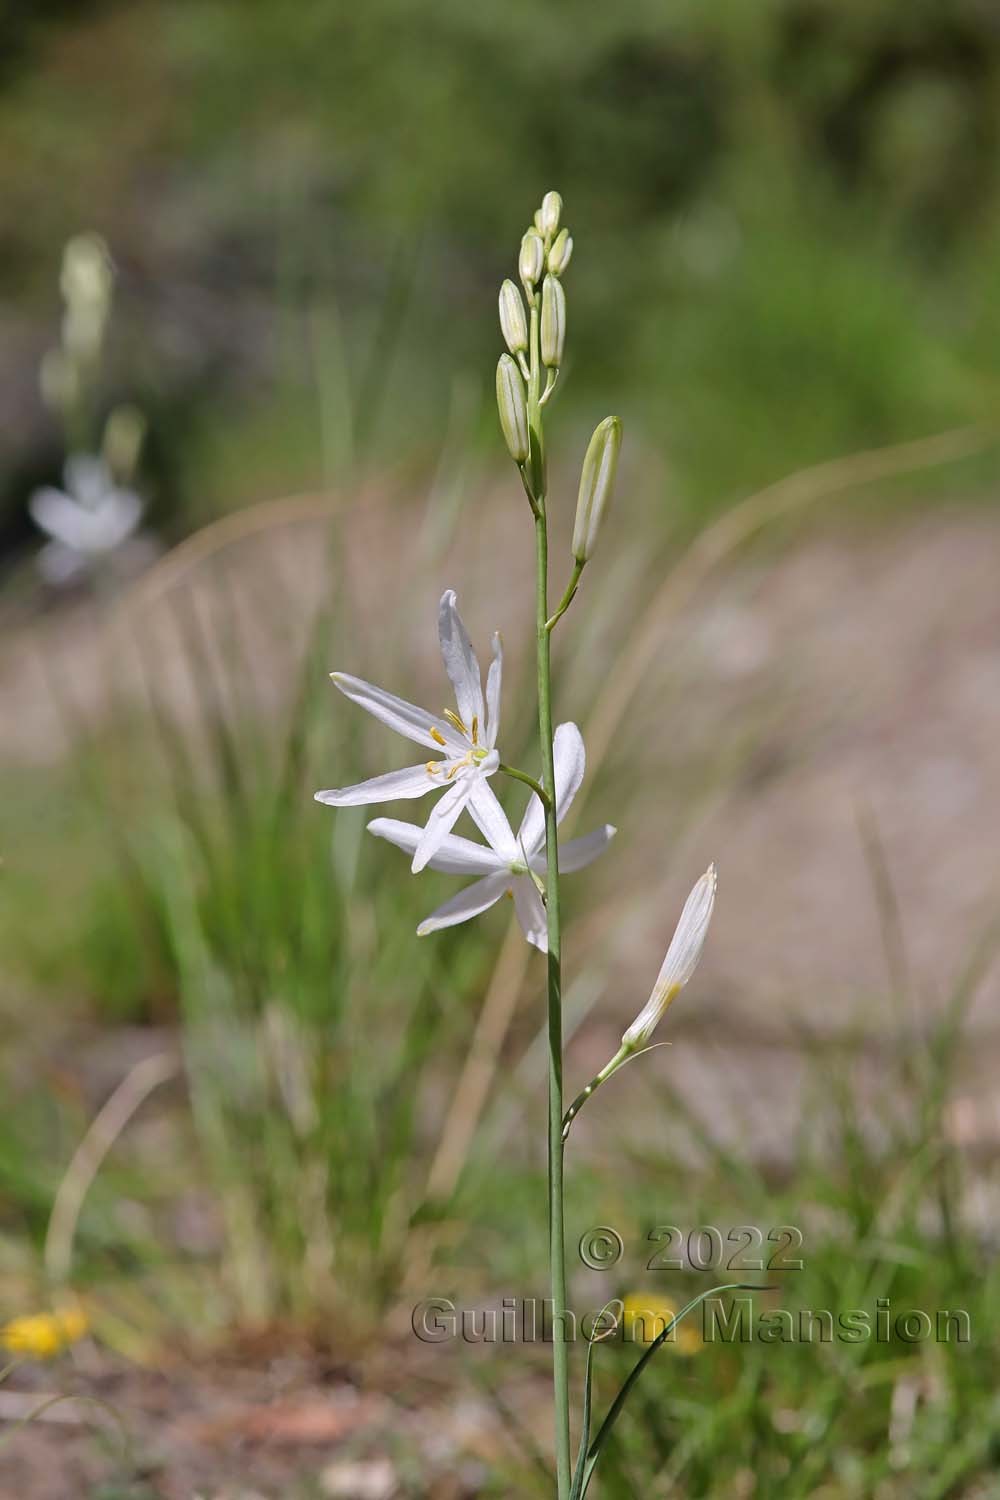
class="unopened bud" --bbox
[103,404,147,481]
[540,190,562,237]
[533,209,545,233]
[518,230,544,290]
[540,274,566,369]
[621,866,716,1050]
[496,354,529,463]
[498,279,528,355]
[548,229,573,276]
[572,416,621,562]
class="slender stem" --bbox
[546,558,585,633]
[561,1043,629,1143]
[498,762,551,808]
[529,296,572,1499]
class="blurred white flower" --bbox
[368,721,615,950]
[621,864,717,1049]
[29,453,144,586]
[316,590,505,873]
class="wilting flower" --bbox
[621,864,716,1049]
[29,453,144,585]
[367,722,614,950]
[316,590,505,873]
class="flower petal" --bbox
[485,631,503,748]
[331,672,462,751]
[367,817,505,875]
[517,721,586,854]
[556,823,617,873]
[438,590,485,737]
[416,871,509,936]
[315,762,436,807]
[467,776,519,863]
[513,876,548,951]
[411,776,473,873]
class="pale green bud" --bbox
[540,274,566,369]
[518,230,545,290]
[103,404,147,481]
[533,209,545,233]
[540,190,562,237]
[498,279,528,355]
[496,354,529,463]
[572,416,622,562]
[548,229,573,275]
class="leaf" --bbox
[569,1299,621,1500]
[580,1283,769,1496]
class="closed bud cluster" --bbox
[540,274,566,369]
[496,354,530,463]
[498,279,528,355]
[547,228,573,276]
[572,416,622,562]
[519,230,545,291]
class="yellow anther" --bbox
[430,728,447,747]
[471,714,480,745]
[443,708,468,737]
[426,761,439,775]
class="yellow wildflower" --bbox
[622,1292,701,1354]
[1,1304,88,1359]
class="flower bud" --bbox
[540,274,565,369]
[548,229,574,276]
[533,209,545,233]
[540,190,562,237]
[498,279,528,355]
[518,230,545,290]
[496,354,529,463]
[621,866,716,1050]
[572,416,621,562]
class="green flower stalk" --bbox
[316,191,720,1500]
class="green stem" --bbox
[545,558,585,633]
[529,297,572,1499]
[498,762,551,808]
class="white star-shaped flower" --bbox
[316,590,506,873]
[367,722,615,950]
[29,454,144,585]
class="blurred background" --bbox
[2,3,1000,1496]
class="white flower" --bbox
[621,865,716,1049]
[29,454,144,585]
[368,722,615,951]
[316,590,506,874]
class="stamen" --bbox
[426,761,439,776]
[471,714,479,745]
[430,728,447,747]
[443,708,468,736]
